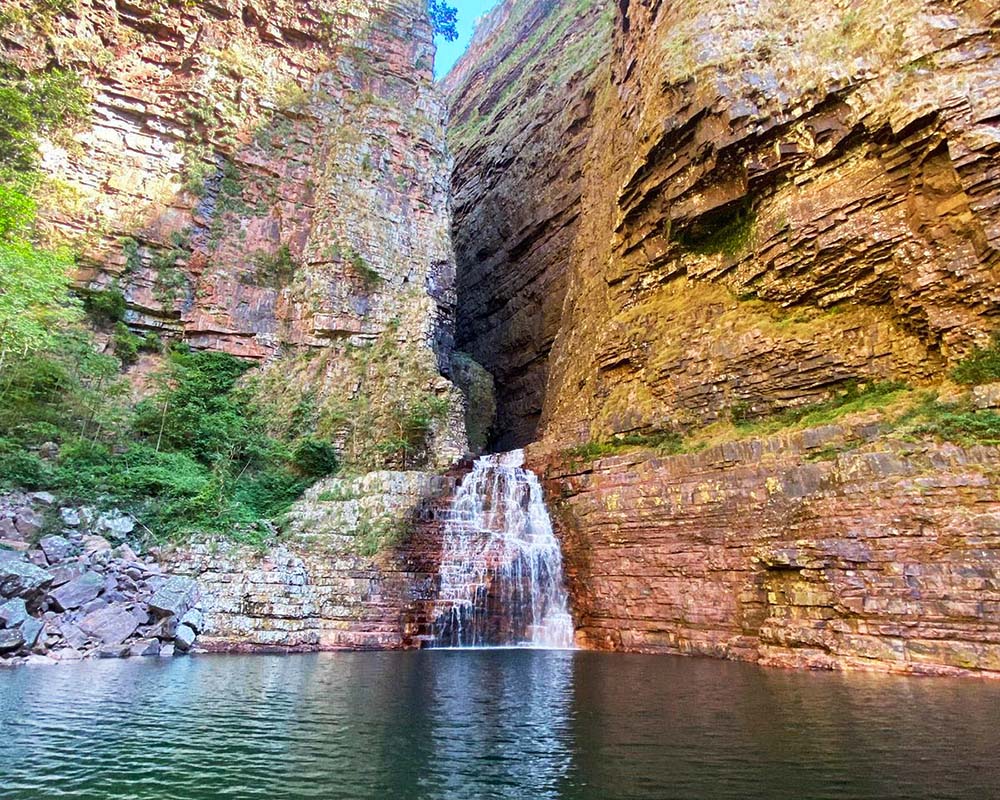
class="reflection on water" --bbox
[1,651,999,799]
[423,650,574,798]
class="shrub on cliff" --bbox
[952,333,1000,385]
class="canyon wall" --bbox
[450,0,1000,675]
[446,0,612,449]
[534,425,1000,678]
[2,0,468,467]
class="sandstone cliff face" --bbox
[451,0,1000,443]
[542,0,1000,441]
[534,427,1000,677]
[450,0,1000,674]
[3,0,467,466]
[447,0,612,449]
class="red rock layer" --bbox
[4,0,456,371]
[532,427,1000,677]
[449,0,1000,676]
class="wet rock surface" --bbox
[0,493,202,667]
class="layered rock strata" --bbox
[541,0,1000,441]
[2,0,468,466]
[164,470,458,650]
[533,426,1000,677]
[450,0,1000,676]
[449,0,1000,442]
[447,0,613,448]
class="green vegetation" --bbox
[352,512,408,557]
[0,63,90,175]
[347,246,381,287]
[1,344,341,544]
[82,286,126,326]
[252,244,297,288]
[899,394,1000,447]
[951,333,1000,385]
[675,201,756,258]
[0,62,90,371]
[428,0,458,42]
[451,351,495,453]
[729,381,908,435]
[256,323,453,473]
[564,380,1000,467]
[564,431,683,463]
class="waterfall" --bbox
[431,450,575,649]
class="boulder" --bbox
[95,511,135,540]
[57,622,89,650]
[0,560,53,599]
[80,597,109,615]
[160,643,175,657]
[115,544,139,563]
[39,535,75,564]
[49,571,105,611]
[81,535,112,556]
[148,576,199,618]
[96,644,130,659]
[129,638,160,657]
[79,605,139,645]
[14,508,41,537]
[180,608,205,635]
[49,563,86,588]
[174,623,197,652]
[147,615,178,641]
[0,627,24,652]
[0,598,28,628]
[60,508,81,528]
[972,382,1000,410]
[37,442,59,461]
[30,491,56,505]
[54,647,84,661]
[20,618,43,649]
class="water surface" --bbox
[2,650,999,799]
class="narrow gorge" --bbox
[1,0,999,684]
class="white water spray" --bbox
[431,450,575,649]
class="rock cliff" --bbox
[450,0,1000,675]
[2,0,468,467]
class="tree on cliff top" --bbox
[429,0,458,41]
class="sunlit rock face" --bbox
[3,0,466,466]
[449,0,1000,675]
[164,471,459,651]
[449,0,1000,443]
[541,0,1000,442]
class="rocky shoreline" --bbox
[0,492,202,666]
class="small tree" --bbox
[0,239,78,371]
[428,0,458,41]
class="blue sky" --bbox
[434,0,502,79]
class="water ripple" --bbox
[2,651,1000,799]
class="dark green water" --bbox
[2,650,999,799]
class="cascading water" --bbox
[431,450,575,649]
